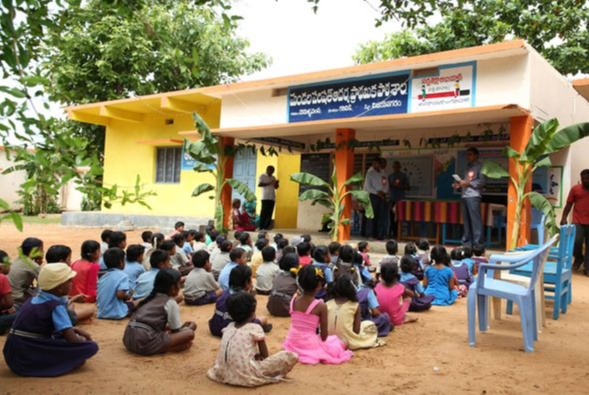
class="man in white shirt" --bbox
[258,165,279,230]
[363,157,389,240]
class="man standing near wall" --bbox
[561,169,589,276]
[364,158,388,240]
[453,147,485,247]
[388,160,411,237]
[258,166,279,230]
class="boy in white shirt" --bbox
[254,247,280,295]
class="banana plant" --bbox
[482,119,589,249]
[184,113,256,231]
[291,167,374,241]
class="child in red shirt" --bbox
[70,241,101,303]
[0,250,16,335]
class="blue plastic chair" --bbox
[468,237,556,352]
[508,225,576,320]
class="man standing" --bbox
[258,165,279,230]
[364,158,388,240]
[453,147,485,247]
[388,160,411,237]
[561,169,589,276]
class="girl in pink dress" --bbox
[375,262,418,326]
[283,265,353,365]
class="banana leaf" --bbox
[349,190,374,218]
[521,119,559,162]
[481,160,509,179]
[533,156,552,169]
[192,183,215,197]
[227,178,256,202]
[528,191,558,237]
[545,122,589,155]
[299,189,331,208]
[290,172,330,188]
[192,162,214,173]
[343,172,365,186]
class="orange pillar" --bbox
[335,128,356,241]
[221,137,235,230]
[507,116,533,248]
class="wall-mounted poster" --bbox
[456,148,508,196]
[532,166,563,208]
[288,72,410,123]
[409,62,476,113]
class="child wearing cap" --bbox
[2,263,99,377]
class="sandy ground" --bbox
[0,223,588,394]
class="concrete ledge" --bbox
[61,211,212,233]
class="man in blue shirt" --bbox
[218,248,247,291]
[453,147,486,247]
[388,160,411,238]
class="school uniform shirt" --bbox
[192,242,207,252]
[9,257,40,304]
[32,291,72,332]
[255,262,280,292]
[123,261,146,291]
[184,268,220,300]
[171,250,190,270]
[182,242,194,256]
[212,252,231,279]
[164,298,182,331]
[100,242,109,255]
[400,272,425,294]
[218,262,238,291]
[566,184,589,224]
[134,269,159,300]
[97,269,130,319]
[250,251,263,276]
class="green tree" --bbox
[352,1,589,75]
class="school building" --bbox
[66,40,589,244]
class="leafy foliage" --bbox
[481,119,589,249]
[291,166,373,241]
[352,0,589,76]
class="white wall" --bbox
[220,90,288,128]
[476,55,530,109]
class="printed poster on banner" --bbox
[410,62,476,113]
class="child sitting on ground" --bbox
[255,247,280,295]
[450,247,473,297]
[208,292,298,388]
[328,241,342,267]
[9,237,43,305]
[70,241,101,303]
[472,244,488,275]
[417,238,431,268]
[134,250,174,300]
[123,269,196,356]
[404,242,424,280]
[250,238,269,276]
[0,250,16,335]
[168,221,185,239]
[45,245,72,265]
[123,245,146,292]
[100,231,127,273]
[355,277,391,337]
[377,240,399,280]
[100,229,113,254]
[297,242,313,266]
[311,246,334,299]
[424,246,458,306]
[375,262,418,326]
[209,265,271,337]
[172,234,193,275]
[3,263,98,377]
[218,248,247,291]
[283,265,353,365]
[184,250,223,306]
[143,232,164,270]
[212,240,232,281]
[97,248,133,320]
[326,274,384,350]
[358,241,373,272]
[239,232,254,260]
[140,231,153,251]
[336,245,363,286]
[162,240,193,276]
[461,246,476,273]
[267,253,300,317]
[400,255,434,312]
[192,231,207,252]
[275,238,289,263]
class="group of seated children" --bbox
[0,226,489,388]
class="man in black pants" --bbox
[258,166,279,230]
[561,169,589,276]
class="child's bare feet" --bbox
[404,315,418,324]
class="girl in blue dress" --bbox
[423,246,458,306]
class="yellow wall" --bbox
[102,103,221,216]
[102,102,301,226]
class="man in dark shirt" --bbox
[388,161,410,237]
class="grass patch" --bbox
[21,215,62,225]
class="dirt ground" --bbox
[0,223,588,394]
